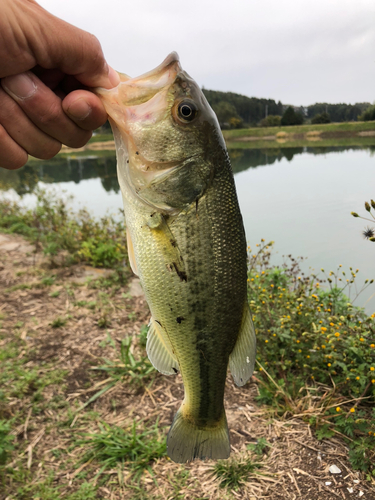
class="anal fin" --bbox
[146,317,179,375]
[229,304,256,387]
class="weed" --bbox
[97,315,110,328]
[0,420,15,465]
[0,188,129,269]
[248,240,375,471]
[139,324,149,348]
[67,482,98,500]
[93,335,154,387]
[51,316,67,328]
[41,275,56,286]
[79,335,154,411]
[49,290,60,298]
[247,437,271,456]
[351,198,375,243]
[78,420,166,481]
[213,457,259,489]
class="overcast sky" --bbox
[40,0,375,106]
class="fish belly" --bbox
[123,161,248,462]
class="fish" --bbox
[95,53,256,463]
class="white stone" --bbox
[329,465,341,474]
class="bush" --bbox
[259,115,282,127]
[0,189,128,269]
[281,106,304,126]
[248,241,375,471]
[311,112,331,124]
[358,105,375,122]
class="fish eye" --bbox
[177,100,198,122]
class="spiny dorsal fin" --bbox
[229,304,256,387]
[146,317,179,375]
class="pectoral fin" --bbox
[146,317,179,375]
[126,231,138,276]
[229,305,256,387]
[146,213,187,282]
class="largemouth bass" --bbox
[95,53,256,463]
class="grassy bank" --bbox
[81,122,375,153]
[227,135,375,150]
[1,194,375,498]
[223,120,375,141]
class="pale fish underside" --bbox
[95,53,256,463]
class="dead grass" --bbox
[1,233,375,499]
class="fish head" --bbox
[95,53,226,210]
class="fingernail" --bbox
[66,98,92,120]
[2,72,37,99]
[108,66,120,87]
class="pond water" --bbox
[1,145,375,313]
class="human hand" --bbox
[0,0,120,170]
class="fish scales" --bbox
[95,52,256,463]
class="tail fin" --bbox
[167,408,230,463]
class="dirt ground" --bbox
[1,233,375,500]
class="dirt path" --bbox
[1,233,374,499]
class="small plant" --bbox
[40,275,56,286]
[139,324,149,348]
[0,420,15,465]
[0,188,129,269]
[93,336,154,386]
[351,199,375,243]
[213,458,259,490]
[248,240,375,471]
[97,314,110,328]
[78,420,166,481]
[247,437,271,456]
[50,316,67,328]
[67,482,98,500]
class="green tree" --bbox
[212,101,243,129]
[311,112,331,124]
[281,106,304,126]
[259,115,281,127]
[358,105,375,122]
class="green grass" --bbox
[0,188,129,269]
[77,420,166,481]
[227,136,375,150]
[92,335,155,387]
[223,120,375,140]
[213,458,260,489]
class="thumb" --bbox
[23,1,120,88]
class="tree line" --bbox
[201,88,373,128]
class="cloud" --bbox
[39,0,375,104]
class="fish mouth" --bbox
[95,52,181,108]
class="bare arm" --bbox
[0,0,120,169]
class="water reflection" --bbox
[1,145,375,196]
[0,154,119,196]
